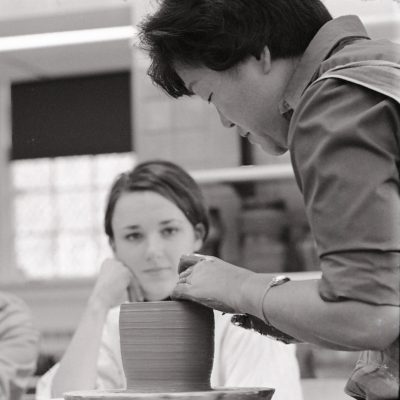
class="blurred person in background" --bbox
[36,160,302,400]
[138,0,400,399]
[0,291,39,400]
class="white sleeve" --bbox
[96,307,126,391]
[211,311,303,400]
[35,363,60,400]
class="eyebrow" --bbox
[122,225,140,230]
[160,219,183,226]
[122,219,182,230]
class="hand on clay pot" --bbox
[172,254,254,314]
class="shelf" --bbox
[190,164,295,185]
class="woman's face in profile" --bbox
[175,55,290,156]
[110,190,203,301]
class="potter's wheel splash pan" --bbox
[64,387,275,399]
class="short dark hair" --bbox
[138,0,332,98]
[104,160,209,240]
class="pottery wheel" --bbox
[64,387,274,400]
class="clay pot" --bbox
[119,300,214,393]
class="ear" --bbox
[259,46,272,74]
[193,223,206,252]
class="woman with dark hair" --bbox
[36,160,302,400]
[138,1,400,398]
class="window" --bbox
[9,71,133,279]
[12,152,135,279]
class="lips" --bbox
[143,267,170,274]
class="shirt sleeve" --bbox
[290,77,400,305]
[0,291,39,400]
[35,363,59,400]
[96,308,125,391]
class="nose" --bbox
[145,234,163,261]
[217,110,235,128]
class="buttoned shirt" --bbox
[284,15,400,306]
[281,15,400,399]
[0,291,39,400]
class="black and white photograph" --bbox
[0,1,399,399]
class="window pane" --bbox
[56,233,98,277]
[94,188,109,230]
[93,153,135,187]
[97,234,113,264]
[56,192,94,230]
[12,158,51,189]
[15,236,55,278]
[54,155,92,189]
[15,193,54,233]
[12,152,136,279]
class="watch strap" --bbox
[259,275,291,323]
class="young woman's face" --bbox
[110,191,203,301]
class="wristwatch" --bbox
[259,275,298,343]
[269,275,291,288]
[260,275,291,321]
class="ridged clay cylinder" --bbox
[119,300,214,393]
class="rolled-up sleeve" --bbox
[290,78,400,305]
[0,291,39,400]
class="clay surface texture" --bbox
[120,301,214,393]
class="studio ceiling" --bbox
[0,1,133,82]
[0,0,399,83]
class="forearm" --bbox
[51,298,108,398]
[240,275,399,351]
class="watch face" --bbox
[272,276,290,286]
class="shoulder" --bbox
[290,74,399,203]
[319,39,400,76]
[289,73,399,157]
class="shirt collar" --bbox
[279,15,370,117]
